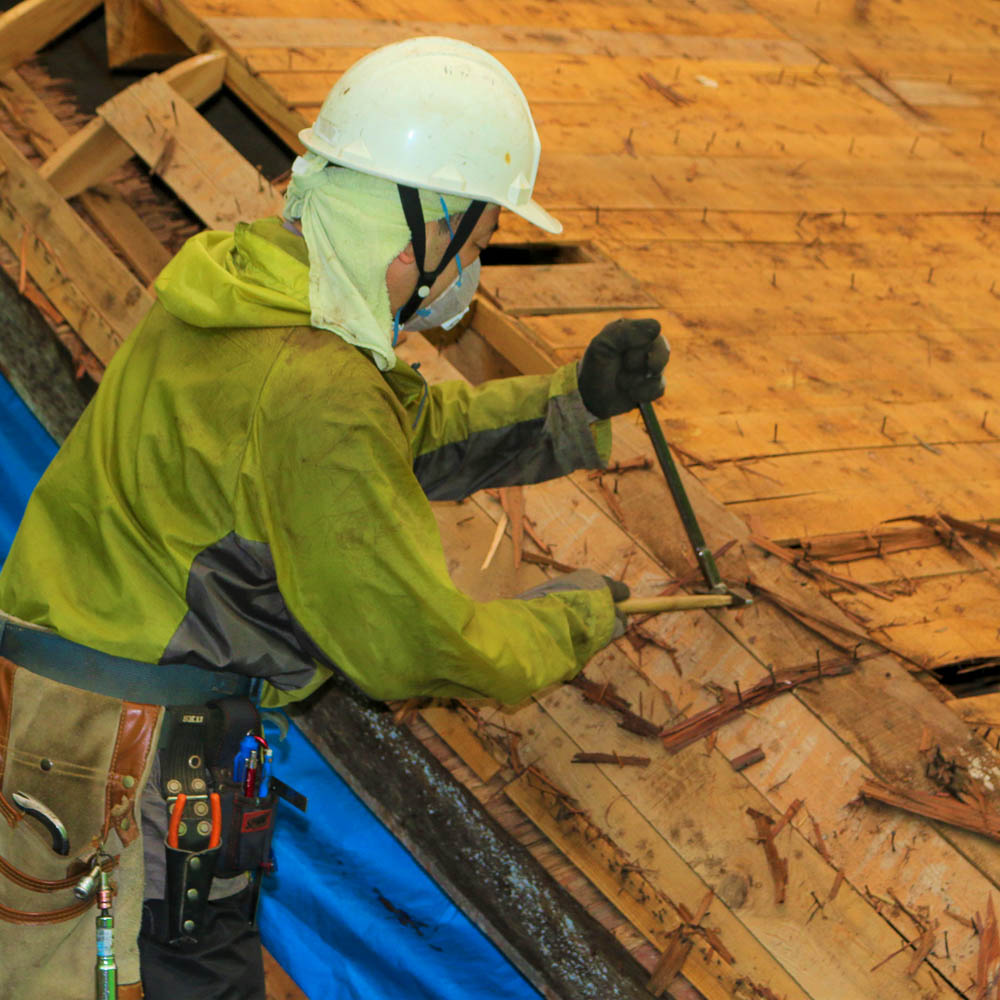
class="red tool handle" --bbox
[208,792,222,849]
[166,793,187,849]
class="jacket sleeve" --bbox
[407,362,612,500]
[248,366,617,706]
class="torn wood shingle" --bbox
[660,657,855,753]
[859,779,1000,839]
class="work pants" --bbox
[139,886,266,1000]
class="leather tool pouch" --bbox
[160,697,275,942]
[0,655,161,1000]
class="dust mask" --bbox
[403,258,481,332]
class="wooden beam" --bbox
[105,0,189,70]
[137,0,304,150]
[96,73,284,230]
[291,673,654,1000]
[39,51,227,200]
[0,0,101,78]
[467,299,558,376]
[0,129,153,364]
[0,70,171,285]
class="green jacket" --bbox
[0,218,615,706]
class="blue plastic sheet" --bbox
[1,375,539,1000]
[0,376,57,556]
[260,724,540,1000]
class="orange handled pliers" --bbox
[167,792,222,849]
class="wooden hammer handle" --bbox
[616,594,735,614]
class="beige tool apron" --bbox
[0,656,162,999]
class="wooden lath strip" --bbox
[0,130,152,363]
[0,0,100,78]
[136,0,305,149]
[96,73,284,231]
[0,70,171,285]
[40,52,227,200]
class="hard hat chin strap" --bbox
[396,185,487,324]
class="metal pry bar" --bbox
[637,399,751,607]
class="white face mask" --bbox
[403,258,481,332]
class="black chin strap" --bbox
[396,185,487,324]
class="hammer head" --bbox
[715,584,754,609]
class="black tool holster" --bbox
[160,696,267,944]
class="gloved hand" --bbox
[518,570,630,639]
[578,318,669,419]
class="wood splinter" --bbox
[747,808,789,904]
[646,890,718,997]
[587,456,651,478]
[730,746,765,771]
[570,674,661,739]
[572,752,650,767]
[660,657,855,753]
[860,779,1000,840]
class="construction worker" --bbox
[0,37,667,1000]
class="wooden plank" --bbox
[564,413,1000,894]
[0,70,172,285]
[40,52,228,200]
[418,705,501,783]
[0,0,101,77]
[439,494,961,995]
[262,947,308,1000]
[692,442,1000,508]
[502,751,808,1000]
[480,260,659,315]
[204,15,807,63]
[187,0,780,37]
[947,694,1000,729]
[0,130,152,363]
[466,299,557,377]
[96,74,283,230]
[418,512,816,996]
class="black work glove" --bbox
[518,570,630,639]
[578,318,669,419]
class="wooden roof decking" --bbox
[2,0,1000,996]
[128,0,1000,668]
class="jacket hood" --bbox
[154,218,313,330]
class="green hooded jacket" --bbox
[0,218,615,706]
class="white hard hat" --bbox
[299,36,562,235]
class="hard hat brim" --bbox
[512,200,563,236]
[298,127,562,236]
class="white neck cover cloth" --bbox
[283,153,471,371]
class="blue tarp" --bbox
[0,377,57,553]
[0,375,539,1000]
[261,726,539,1000]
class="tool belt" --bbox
[0,615,296,997]
[159,698,287,945]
